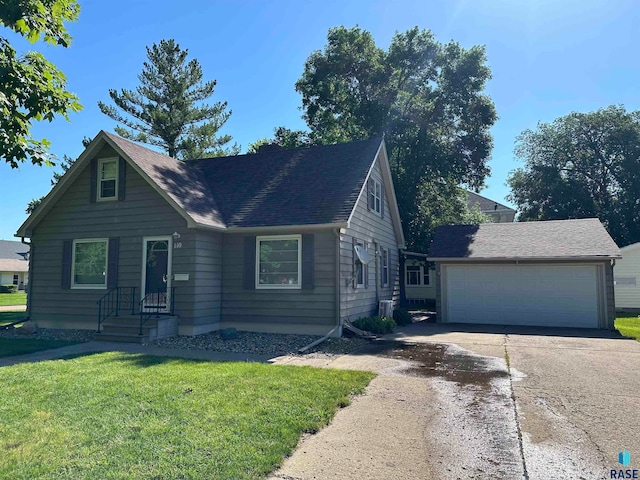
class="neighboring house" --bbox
[0,240,29,290]
[427,218,621,329]
[16,131,405,339]
[614,242,640,311]
[466,190,516,223]
[401,190,515,305]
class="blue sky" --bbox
[2,0,639,239]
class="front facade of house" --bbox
[427,219,621,329]
[0,240,29,290]
[614,242,640,311]
[17,132,405,337]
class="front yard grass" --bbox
[615,313,640,341]
[0,352,375,479]
[0,293,26,306]
[0,311,26,326]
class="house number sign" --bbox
[173,242,182,249]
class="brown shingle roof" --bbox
[428,218,621,260]
[103,132,226,229]
[106,132,382,229]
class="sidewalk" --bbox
[0,305,26,312]
[0,340,274,367]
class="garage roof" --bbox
[428,218,622,261]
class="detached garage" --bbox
[428,219,621,329]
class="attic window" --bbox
[368,178,382,215]
[98,158,118,201]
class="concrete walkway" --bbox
[0,305,26,312]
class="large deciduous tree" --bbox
[98,39,238,160]
[507,105,640,246]
[294,26,497,251]
[0,0,82,168]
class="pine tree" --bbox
[98,39,237,159]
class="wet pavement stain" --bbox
[361,341,509,388]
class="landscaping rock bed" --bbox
[146,331,371,357]
[0,327,95,343]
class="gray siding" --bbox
[220,230,337,335]
[29,145,216,331]
[340,154,402,322]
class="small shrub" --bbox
[393,308,412,326]
[352,316,396,334]
[0,285,17,294]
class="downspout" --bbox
[21,237,32,320]
[334,228,342,336]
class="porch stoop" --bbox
[94,315,179,343]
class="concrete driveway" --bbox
[270,321,640,479]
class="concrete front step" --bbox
[95,315,178,342]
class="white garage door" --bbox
[444,264,600,328]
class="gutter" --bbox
[20,237,31,320]
[333,228,342,336]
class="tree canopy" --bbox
[98,39,238,160]
[507,105,640,246]
[0,0,82,168]
[293,26,497,250]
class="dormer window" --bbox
[98,158,118,201]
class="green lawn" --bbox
[0,338,80,358]
[0,293,27,307]
[615,314,640,341]
[0,352,375,479]
[0,311,26,326]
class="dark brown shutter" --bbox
[380,183,385,218]
[367,178,373,211]
[302,234,314,289]
[118,157,126,201]
[243,236,256,289]
[107,237,119,289]
[364,248,369,289]
[61,240,72,289]
[89,159,97,203]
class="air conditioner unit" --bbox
[378,300,394,319]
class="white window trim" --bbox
[405,264,431,287]
[97,157,119,202]
[256,234,302,289]
[369,177,382,216]
[355,241,367,288]
[71,238,108,289]
[381,247,389,287]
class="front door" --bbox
[142,237,172,312]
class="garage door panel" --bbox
[445,264,599,328]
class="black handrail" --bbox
[96,287,137,332]
[139,287,176,335]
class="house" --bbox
[16,131,405,340]
[466,190,516,223]
[614,242,640,311]
[401,190,515,305]
[427,218,621,329]
[0,240,29,290]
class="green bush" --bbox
[393,308,412,326]
[0,285,17,294]
[352,316,396,334]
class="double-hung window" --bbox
[380,247,389,287]
[369,178,382,215]
[406,265,431,287]
[98,158,118,201]
[72,239,108,289]
[256,235,301,289]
